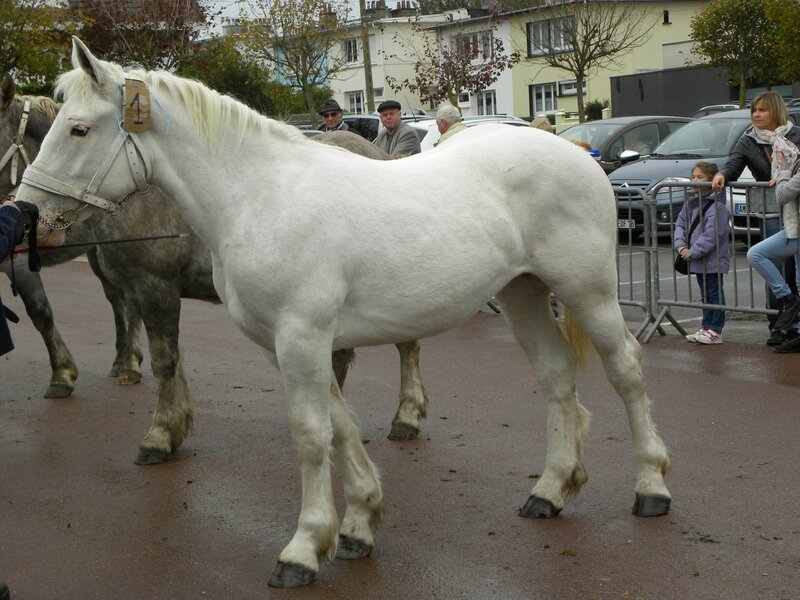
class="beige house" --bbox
[328,0,709,120]
[504,0,709,120]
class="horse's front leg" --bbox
[87,248,143,384]
[389,340,428,440]
[1,258,78,398]
[132,289,192,465]
[268,327,340,588]
[330,379,385,560]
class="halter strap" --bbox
[0,98,32,186]
[19,84,151,219]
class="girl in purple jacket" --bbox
[674,162,731,344]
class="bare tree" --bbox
[386,18,520,109]
[521,0,658,122]
[233,0,351,125]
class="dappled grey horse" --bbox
[1,76,428,464]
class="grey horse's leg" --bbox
[332,341,428,441]
[132,286,192,465]
[86,248,143,384]
[1,258,78,398]
[388,340,428,440]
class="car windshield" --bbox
[651,117,750,158]
[558,122,626,150]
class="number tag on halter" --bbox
[122,79,151,132]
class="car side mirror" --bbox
[619,149,640,163]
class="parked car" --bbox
[342,114,382,141]
[688,104,740,119]
[609,108,800,238]
[557,115,693,174]
[415,114,530,151]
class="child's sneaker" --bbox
[686,328,706,342]
[695,329,722,345]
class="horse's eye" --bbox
[71,126,89,137]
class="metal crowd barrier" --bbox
[614,180,790,343]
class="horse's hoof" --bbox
[268,561,316,588]
[632,494,671,517]
[134,448,169,465]
[117,370,142,385]
[387,422,419,441]
[336,535,373,560]
[44,384,73,398]
[519,495,562,518]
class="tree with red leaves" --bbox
[71,0,222,71]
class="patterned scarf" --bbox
[747,123,800,178]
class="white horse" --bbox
[18,38,672,587]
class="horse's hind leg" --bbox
[566,297,671,516]
[496,275,590,518]
[2,259,78,398]
[388,340,428,440]
[87,248,143,384]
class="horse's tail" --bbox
[562,310,596,368]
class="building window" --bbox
[558,79,587,97]
[344,38,359,63]
[346,91,364,114]
[453,30,493,59]
[477,90,496,115]
[663,10,671,24]
[457,91,470,107]
[373,87,383,98]
[527,17,573,56]
[530,83,557,114]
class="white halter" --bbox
[0,98,32,186]
[20,83,151,227]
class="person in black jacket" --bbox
[0,199,25,358]
[712,91,800,345]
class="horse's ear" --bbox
[1,73,14,110]
[71,36,105,87]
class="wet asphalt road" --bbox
[1,259,799,600]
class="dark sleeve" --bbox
[717,136,750,183]
[0,205,24,260]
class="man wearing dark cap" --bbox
[373,99,421,158]
[317,99,350,132]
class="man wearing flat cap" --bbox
[373,100,421,158]
[318,98,351,132]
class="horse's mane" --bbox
[54,58,308,152]
[15,94,60,122]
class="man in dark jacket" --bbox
[317,99,351,133]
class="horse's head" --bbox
[15,37,151,243]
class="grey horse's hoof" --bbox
[519,495,562,518]
[134,448,169,465]
[268,561,316,588]
[336,535,373,560]
[632,494,671,517]
[44,383,73,398]
[387,422,419,441]
[117,370,142,385]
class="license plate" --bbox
[617,219,636,229]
